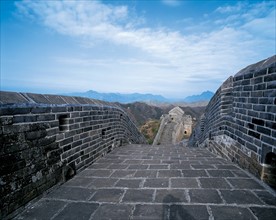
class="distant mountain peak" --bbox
[63,90,168,104]
[62,90,214,104]
[183,91,214,103]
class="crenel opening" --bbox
[59,114,69,132]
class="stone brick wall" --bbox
[188,55,276,187]
[0,92,146,218]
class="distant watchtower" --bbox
[153,106,192,145]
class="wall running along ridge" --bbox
[188,55,276,188]
[0,92,146,218]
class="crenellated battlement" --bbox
[0,92,146,217]
[188,55,276,188]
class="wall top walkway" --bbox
[235,55,275,77]
[13,144,276,220]
[0,91,117,107]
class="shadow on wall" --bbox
[262,152,276,189]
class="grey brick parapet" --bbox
[0,92,146,218]
[188,55,276,188]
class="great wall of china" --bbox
[188,55,276,187]
[0,55,275,218]
[153,106,192,146]
[0,94,146,217]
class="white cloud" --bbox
[14,0,275,97]
[242,9,276,39]
[214,1,275,26]
[215,2,245,14]
[162,0,181,7]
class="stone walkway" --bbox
[15,145,276,220]
[158,122,175,145]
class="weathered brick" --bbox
[248,97,258,104]
[259,98,274,104]
[245,142,258,152]
[247,123,255,130]
[267,81,276,89]
[59,137,73,146]
[253,76,263,84]
[70,112,80,118]
[0,116,13,126]
[80,111,90,117]
[253,105,266,112]
[264,73,276,82]
[25,130,47,141]
[254,69,267,77]
[260,112,275,121]
[261,136,276,146]
[51,107,67,113]
[48,121,59,128]
[252,118,265,126]
[265,121,276,130]
[234,75,243,81]
[264,89,276,97]
[62,144,71,152]
[72,140,82,148]
[241,79,250,85]
[248,130,260,139]
[248,110,259,117]
[268,65,276,73]
[243,85,253,91]
[13,115,37,123]
[1,107,31,116]
[251,91,263,97]
[68,124,80,130]
[38,136,56,146]
[31,107,51,114]
[257,126,271,136]
[267,105,276,113]
[254,83,266,90]
[37,114,55,121]
[46,127,59,136]
[3,124,30,134]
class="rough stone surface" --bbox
[0,96,146,218]
[188,55,276,188]
[14,144,276,220]
[210,206,256,220]
[52,202,99,220]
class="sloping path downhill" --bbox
[158,121,176,145]
[15,145,276,220]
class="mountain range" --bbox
[63,90,214,104]
[183,91,214,103]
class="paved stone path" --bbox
[15,145,276,220]
[159,122,175,145]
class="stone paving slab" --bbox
[14,144,276,220]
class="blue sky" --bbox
[1,0,275,98]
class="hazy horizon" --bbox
[1,0,275,99]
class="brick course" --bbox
[0,93,146,218]
[188,55,276,187]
